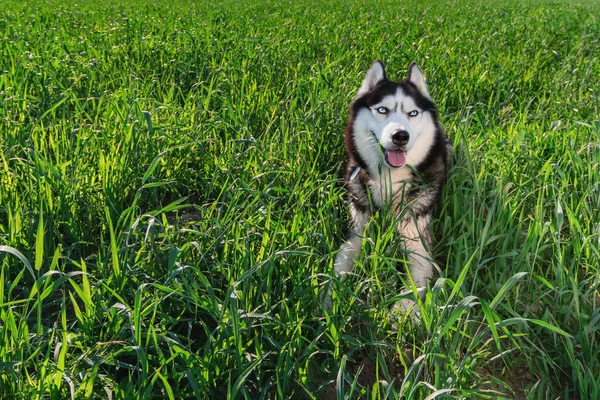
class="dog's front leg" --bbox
[395,215,434,316]
[334,205,369,277]
[324,205,369,309]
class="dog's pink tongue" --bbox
[387,150,406,167]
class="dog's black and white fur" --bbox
[332,61,451,314]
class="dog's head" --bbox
[348,61,438,170]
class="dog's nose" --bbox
[392,130,410,146]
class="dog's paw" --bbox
[321,279,335,313]
[393,298,419,316]
[333,250,355,276]
[323,292,333,311]
[390,298,421,329]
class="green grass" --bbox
[1,0,599,398]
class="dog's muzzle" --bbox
[372,130,408,168]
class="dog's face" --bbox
[350,61,438,170]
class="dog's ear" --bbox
[356,60,386,98]
[407,62,431,99]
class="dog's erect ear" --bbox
[356,60,386,98]
[407,62,431,99]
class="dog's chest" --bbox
[367,167,414,209]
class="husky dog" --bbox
[332,61,451,315]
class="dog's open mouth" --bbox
[371,131,407,168]
[383,147,407,168]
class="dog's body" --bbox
[333,61,451,314]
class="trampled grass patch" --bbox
[1,0,599,398]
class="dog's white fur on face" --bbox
[329,61,451,319]
[352,89,438,173]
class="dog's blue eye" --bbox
[408,110,419,117]
[376,106,389,115]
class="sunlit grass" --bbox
[1,0,599,398]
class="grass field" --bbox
[1,0,599,398]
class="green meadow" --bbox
[1,0,599,398]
